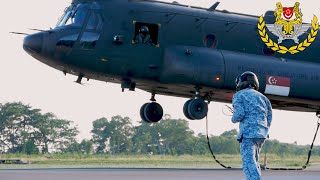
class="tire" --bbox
[144,102,163,123]
[187,99,208,120]
[183,99,195,120]
[140,103,151,123]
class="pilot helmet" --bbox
[140,26,150,37]
[235,71,259,91]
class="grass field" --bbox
[1,154,320,169]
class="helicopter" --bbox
[22,0,320,123]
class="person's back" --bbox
[231,71,272,180]
[232,88,272,141]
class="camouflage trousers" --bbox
[240,138,265,180]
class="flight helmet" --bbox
[140,26,150,37]
[235,71,259,91]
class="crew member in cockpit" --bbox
[135,26,153,45]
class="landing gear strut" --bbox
[183,88,208,120]
[140,93,163,123]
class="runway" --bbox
[1,168,320,180]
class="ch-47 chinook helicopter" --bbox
[22,0,320,123]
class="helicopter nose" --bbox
[23,33,43,54]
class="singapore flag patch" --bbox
[265,76,290,96]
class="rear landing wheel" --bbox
[183,100,195,120]
[140,102,163,123]
[183,99,208,120]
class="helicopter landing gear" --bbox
[183,88,208,120]
[140,93,163,123]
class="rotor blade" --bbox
[10,32,29,35]
[29,28,47,32]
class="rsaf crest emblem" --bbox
[258,2,319,54]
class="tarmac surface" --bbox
[1,168,320,180]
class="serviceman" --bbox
[135,26,153,45]
[232,71,272,180]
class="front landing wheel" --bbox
[140,102,163,123]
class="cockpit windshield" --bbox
[56,4,89,28]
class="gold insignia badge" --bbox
[258,2,319,54]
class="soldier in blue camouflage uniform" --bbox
[232,71,272,180]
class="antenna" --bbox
[207,2,220,11]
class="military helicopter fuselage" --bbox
[23,0,320,122]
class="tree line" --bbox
[0,102,319,156]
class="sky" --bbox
[1,0,320,145]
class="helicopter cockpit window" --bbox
[56,4,89,28]
[68,8,88,27]
[56,34,79,49]
[86,13,104,31]
[80,12,103,50]
[56,6,74,27]
[80,32,100,50]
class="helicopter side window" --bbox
[133,22,159,46]
[204,34,218,48]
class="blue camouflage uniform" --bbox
[232,88,272,180]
